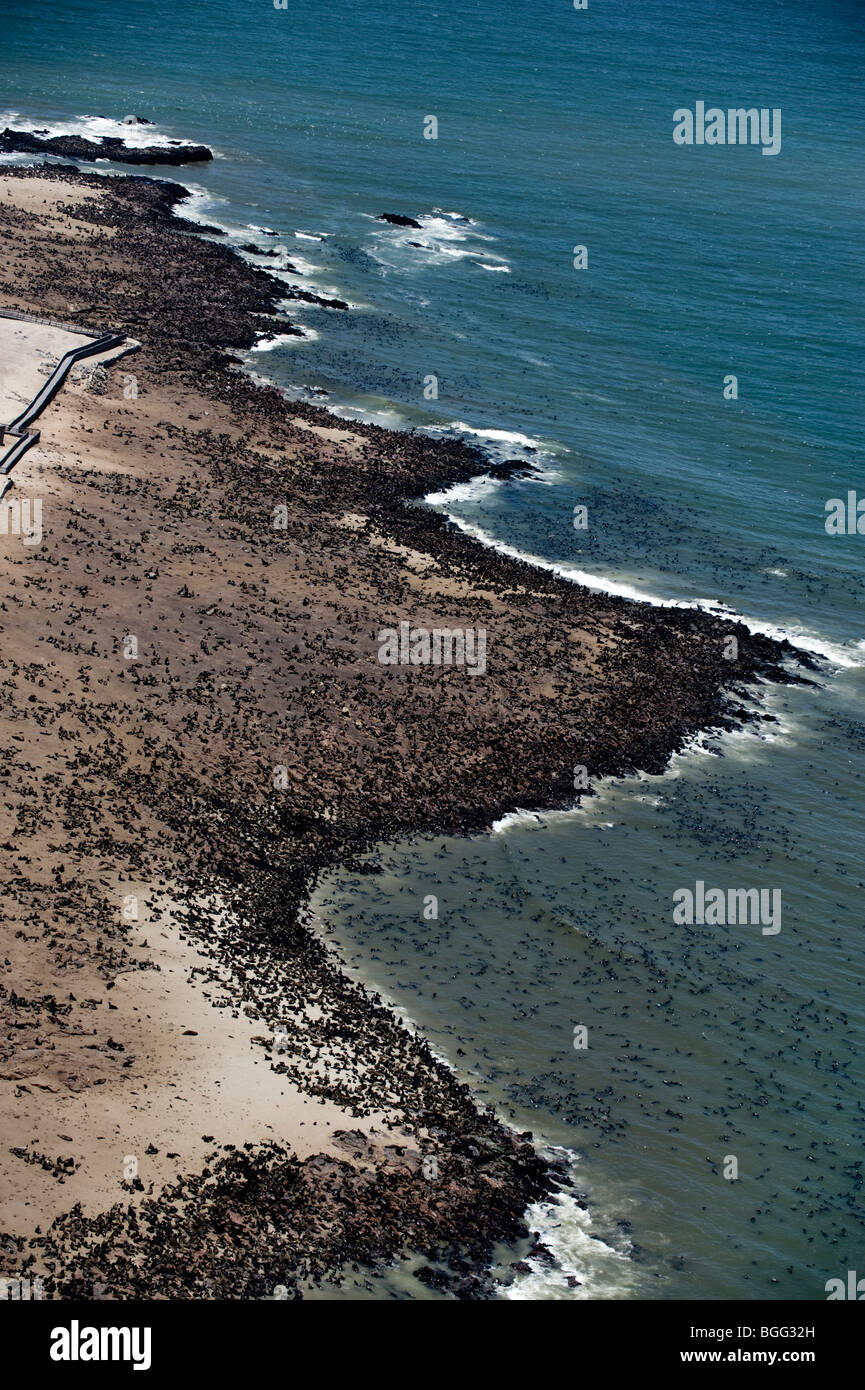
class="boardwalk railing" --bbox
[1,329,131,489]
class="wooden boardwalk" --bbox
[0,312,134,497]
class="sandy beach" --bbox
[0,164,799,1299]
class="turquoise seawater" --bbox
[3,0,863,1299]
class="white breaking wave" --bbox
[368,209,509,272]
[427,474,505,506]
[493,806,586,834]
[431,208,477,223]
[423,423,568,485]
[176,185,236,235]
[279,252,320,276]
[435,422,549,452]
[0,109,207,151]
[249,333,301,352]
[423,503,863,670]
[506,1170,641,1301]
[491,679,804,844]
[172,193,354,311]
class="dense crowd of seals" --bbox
[0,163,810,1299]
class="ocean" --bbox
[3,0,863,1299]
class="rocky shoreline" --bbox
[0,128,214,166]
[0,163,809,1300]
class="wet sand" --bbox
[0,164,803,1299]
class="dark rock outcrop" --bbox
[0,128,213,166]
[239,242,281,257]
[378,213,422,228]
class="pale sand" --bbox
[0,175,108,235]
[0,177,100,213]
[0,316,99,424]
[2,878,388,1235]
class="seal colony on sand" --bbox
[0,164,808,1299]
